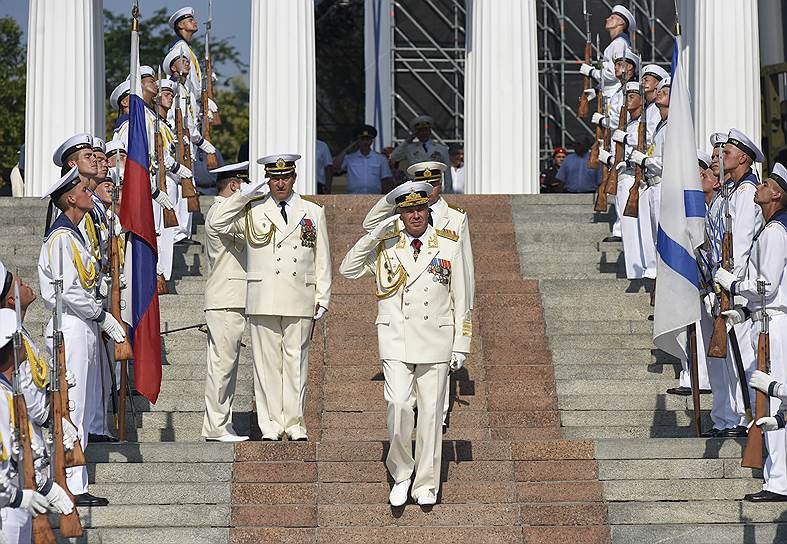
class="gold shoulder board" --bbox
[447,203,466,214]
[300,195,324,207]
[436,229,459,241]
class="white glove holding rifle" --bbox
[750,370,787,400]
[98,312,126,343]
[62,419,79,452]
[19,490,49,517]
[40,480,74,515]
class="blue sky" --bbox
[0,0,252,80]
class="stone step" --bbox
[87,482,230,505]
[85,441,234,463]
[608,500,785,524]
[558,394,713,411]
[561,409,710,428]
[553,363,679,381]
[549,334,654,350]
[91,462,232,483]
[563,426,703,439]
[545,306,652,322]
[546,320,653,336]
[66,504,229,528]
[610,523,787,544]
[597,459,761,481]
[594,438,746,460]
[551,349,671,366]
[602,478,760,502]
[56,527,228,544]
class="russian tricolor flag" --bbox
[119,21,162,403]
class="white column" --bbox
[759,0,784,66]
[464,0,539,194]
[364,0,393,153]
[24,0,105,197]
[249,0,316,194]
[681,0,760,151]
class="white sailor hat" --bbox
[257,154,301,177]
[625,81,641,94]
[656,76,671,91]
[611,5,637,33]
[406,161,447,183]
[410,115,434,131]
[385,181,433,209]
[0,308,14,350]
[158,79,177,93]
[615,49,641,71]
[92,137,106,154]
[210,161,250,181]
[770,163,787,194]
[697,150,712,170]
[41,166,80,201]
[0,259,10,302]
[163,45,189,73]
[53,133,93,167]
[642,65,668,81]
[105,140,126,158]
[110,79,131,110]
[709,132,728,148]
[168,7,195,30]
[727,128,764,163]
[139,65,155,79]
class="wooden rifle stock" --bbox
[708,232,732,358]
[175,106,200,213]
[606,102,628,195]
[577,43,592,118]
[742,328,769,469]
[588,96,602,170]
[202,56,220,169]
[155,131,179,228]
[52,333,83,538]
[623,111,646,218]
[14,390,57,543]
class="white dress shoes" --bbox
[261,431,283,441]
[416,490,437,506]
[389,480,411,507]
[287,428,309,441]
[206,434,249,443]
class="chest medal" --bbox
[428,258,451,284]
[300,218,317,248]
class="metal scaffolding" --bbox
[389,0,675,166]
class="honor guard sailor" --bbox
[340,181,473,507]
[390,116,453,192]
[580,4,636,99]
[38,166,125,507]
[210,154,331,441]
[202,162,251,443]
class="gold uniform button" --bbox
[424,287,428,292]
[404,288,409,293]
[424,301,428,306]
[423,315,428,320]
[293,245,298,250]
[404,301,410,306]
[275,270,280,274]
[276,257,281,262]
[405,315,409,320]
[292,272,297,276]
[277,243,281,248]
[293,258,297,263]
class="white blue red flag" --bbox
[119,17,162,403]
[653,35,706,359]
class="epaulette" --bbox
[436,229,459,241]
[380,231,400,241]
[447,203,466,214]
[301,195,324,207]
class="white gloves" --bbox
[703,292,716,316]
[98,275,110,298]
[722,309,745,328]
[19,490,49,517]
[207,97,219,121]
[450,352,466,371]
[714,268,736,292]
[614,161,627,174]
[756,417,781,432]
[65,370,76,388]
[99,312,126,343]
[582,88,596,101]
[62,418,79,452]
[612,129,628,145]
[579,63,595,77]
[645,176,661,187]
[630,149,648,166]
[154,190,175,211]
[175,163,193,179]
[371,215,399,240]
[591,113,607,128]
[43,482,74,515]
[240,178,270,197]
[313,306,328,320]
[198,139,216,154]
[119,273,127,290]
[750,370,786,399]
[598,148,613,166]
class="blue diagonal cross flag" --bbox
[653,35,707,359]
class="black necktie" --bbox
[279,201,288,224]
[428,207,433,226]
[422,143,428,153]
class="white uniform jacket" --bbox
[732,213,787,314]
[339,225,472,363]
[728,171,763,277]
[210,191,331,317]
[390,140,453,191]
[205,195,247,310]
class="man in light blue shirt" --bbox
[333,125,393,194]
[555,138,601,193]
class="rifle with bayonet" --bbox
[202,0,220,169]
[50,239,83,538]
[708,156,732,358]
[12,279,57,543]
[606,54,631,196]
[623,83,646,218]
[155,68,179,229]
[174,55,200,213]
[742,279,770,469]
[577,0,591,119]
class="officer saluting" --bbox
[340,181,473,507]
[210,154,331,441]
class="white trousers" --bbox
[1,507,30,544]
[384,359,449,500]
[751,316,787,494]
[174,183,193,242]
[639,185,659,279]
[249,315,311,437]
[678,319,711,391]
[88,335,113,436]
[728,320,758,428]
[700,308,741,430]
[46,314,96,496]
[202,309,247,438]
[616,174,646,280]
